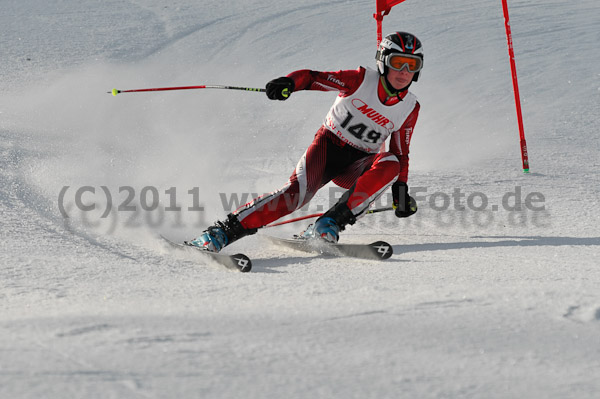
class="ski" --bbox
[264,235,393,261]
[160,235,252,272]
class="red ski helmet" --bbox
[376,32,424,82]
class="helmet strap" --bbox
[381,75,411,98]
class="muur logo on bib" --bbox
[351,99,395,131]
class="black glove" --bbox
[266,76,295,100]
[392,181,417,218]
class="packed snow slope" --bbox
[1,0,599,398]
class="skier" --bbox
[189,31,422,252]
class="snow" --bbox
[1,0,599,397]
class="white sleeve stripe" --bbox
[312,82,341,91]
[376,154,399,164]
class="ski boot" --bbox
[187,214,256,253]
[300,202,356,243]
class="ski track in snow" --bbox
[1,0,600,398]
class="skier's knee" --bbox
[375,153,400,177]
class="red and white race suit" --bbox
[235,67,420,230]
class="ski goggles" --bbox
[386,54,423,73]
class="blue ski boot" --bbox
[300,203,356,243]
[187,214,256,253]
[188,225,229,253]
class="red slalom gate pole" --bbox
[108,85,265,96]
[502,0,530,173]
[374,0,408,47]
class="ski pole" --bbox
[265,207,394,228]
[108,85,265,96]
